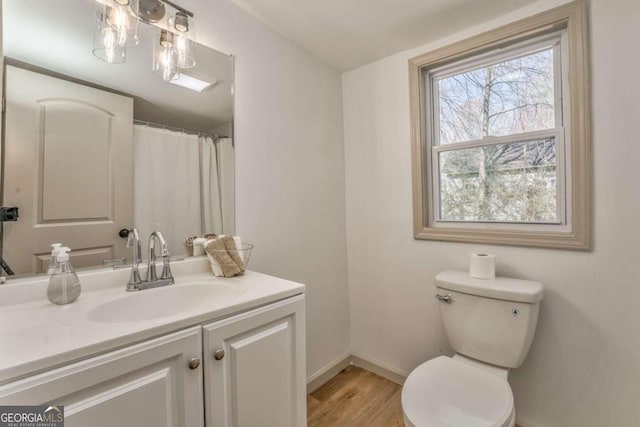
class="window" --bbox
[409,0,590,249]
[433,34,565,226]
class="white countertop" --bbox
[0,258,305,384]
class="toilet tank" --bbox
[435,271,544,369]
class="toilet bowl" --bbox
[402,356,514,427]
[401,271,543,427]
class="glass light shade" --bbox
[168,12,196,68]
[152,30,180,82]
[93,5,126,63]
[104,0,139,47]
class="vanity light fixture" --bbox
[93,0,197,81]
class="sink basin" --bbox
[87,282,243,323]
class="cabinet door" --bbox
[0,327,203,427]
[203,295,306,427]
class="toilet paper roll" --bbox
[469,253,496,279]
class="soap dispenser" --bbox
[46,243,63,275]
[47,247,81,305]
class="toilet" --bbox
[401,270,544,427]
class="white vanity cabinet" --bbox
[0,327,204,427]
[0,292,306,427]
[203,295,306,427]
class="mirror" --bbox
[1,0,234,277]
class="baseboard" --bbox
[306,352,352,393]
[307,352,408,392]
[351,352,408,386]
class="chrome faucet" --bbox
[146,231,174,285]
[126,228,143,292]
[125,229,174,291]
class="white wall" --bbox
[181,0,351,378]
[342,0,640,425]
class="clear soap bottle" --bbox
[47,247,81,305]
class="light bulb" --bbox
[102,27,116,48]
[115,8,128,45]
[160,30,173,48]
[153,31,179,82]
[175,35,187,64]
[174,34,195,68]
[93,4,126,63]
[102,27,117,62]
[160,48,177,81]
[106,6,129,46]
[173,12,189,32]
[161,50,170,67]
[167,12,196,68]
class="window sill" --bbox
[413,224,591,250]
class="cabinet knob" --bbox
[188,357,201,370]
[214,349,225,360]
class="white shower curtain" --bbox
[217,138,235,233]
[199,136,223,234]
[133,125,231,257]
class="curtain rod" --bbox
[133,120,230,140]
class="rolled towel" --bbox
[222,235,245,275]
[205,237,242,278]
[233,236,243,262]
[204,238,223,277]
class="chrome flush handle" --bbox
[435,294,453,304]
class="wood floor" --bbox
[307,365,404,427]
[307,365,524,427]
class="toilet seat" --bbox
[402,356,514,427]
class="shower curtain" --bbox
[217,138,235,233]
[199,136,222,234]
[133,125,228,257]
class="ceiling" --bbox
[228,0,539,71]
[3,0,234,131]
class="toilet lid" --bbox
[402,356,513,427]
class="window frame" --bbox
[409,0,591,250]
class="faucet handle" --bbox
[126,228,142,263]
[161,257,174,283]
[126,228,136,247]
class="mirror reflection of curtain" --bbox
[133,125,226,257]
[199,136,222,234]
[217,138,235,233]
[200,137,234,235]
